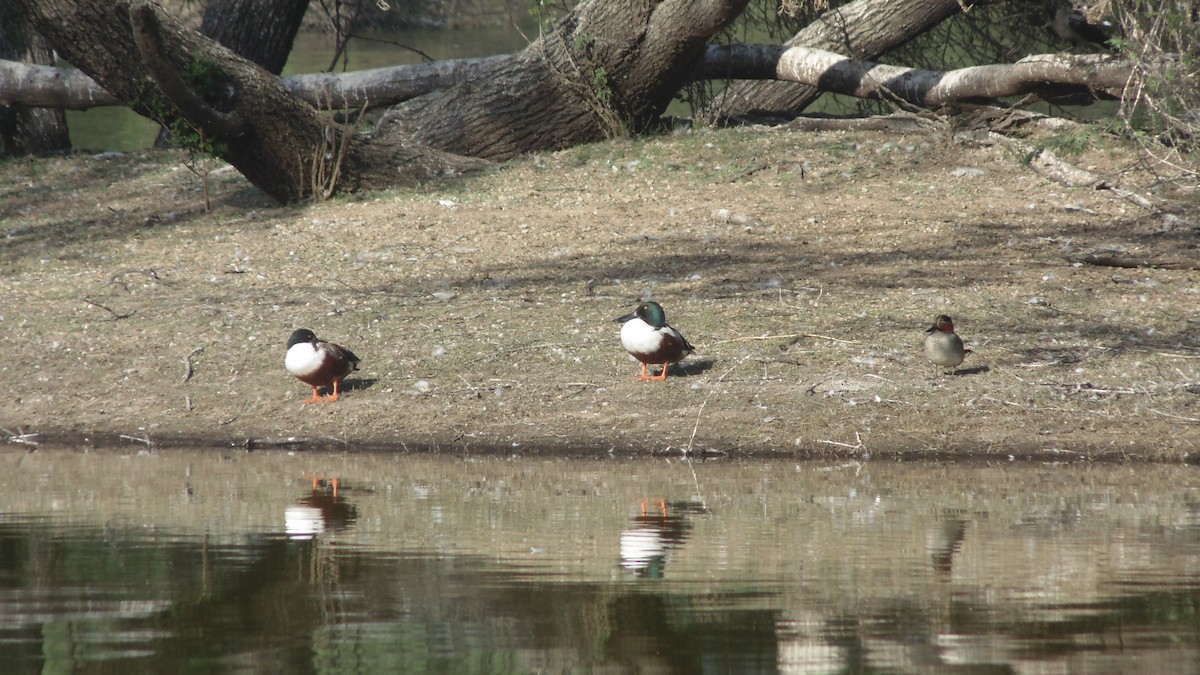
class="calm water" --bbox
[1,450,1199,673]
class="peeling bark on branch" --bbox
[704,47,1130,106]
[714,0,977,118]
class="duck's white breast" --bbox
[285,343,324,376]
[620,318,664,354]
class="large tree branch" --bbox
[371,0,751,162]
[713,0,985,118]
[0,56,507,110]
[11,0,379,202]
[2,48,1132,112]
[129,2,247,138]
[702,47,1130,105]
[0,59,121,108]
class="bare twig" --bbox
[82,297,135,320]
[725,162,770,182]
[683,354,749,456]
[2,428,39,447]
[309,87,368,201]
[818,431,864,451]
[1148,409,1199,423]
[679,355,750,511]
[106,267,161,292]
[120,433,154,446]
[333,277,370,295]
[705,332,858,348]
[1002,369,1140,395]
[182,347,204,383]
[456,374,479,393]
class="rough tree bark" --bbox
[154,0,309,148]
[712,0,980,119]
[0,6,68,155]
[201,0,309,76]
[371,0,751,162]
[12,0,749,202]
[11,0,482,202]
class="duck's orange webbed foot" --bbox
[636,363,652,381]
[640,498,668,516]
[649,364,669,381]
[303,387,325,403]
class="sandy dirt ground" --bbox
[1,125,1198,459]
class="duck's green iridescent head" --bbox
[636,301,667,328]
[614,301,669,328]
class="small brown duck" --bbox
[284,328,361,402]
[924,315,971,374]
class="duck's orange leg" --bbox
[636,362,651,381]
[324,378,342,402]
[640,498,667,516]
[305,475,340,495]
[649,363,670,381]
[303,386,324,403]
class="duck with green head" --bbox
[614,301,694,381]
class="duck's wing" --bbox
[665,325,694,354]
[319,341,361,369]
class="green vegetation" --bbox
[1114,0,1200,186]
[1038,126,1101,157]
[136,56,232,212]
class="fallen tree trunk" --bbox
[1,48,1131,112]
[0,55,508,110]
[11,0,748,201]
[712,0,984,119]
[702,47,1130,105]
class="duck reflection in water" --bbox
[926,517,968,578]
[285,475,359,540]
[619,498,708,579]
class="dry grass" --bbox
[1,125,1197,458]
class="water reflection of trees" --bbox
[4,455,1200,672]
